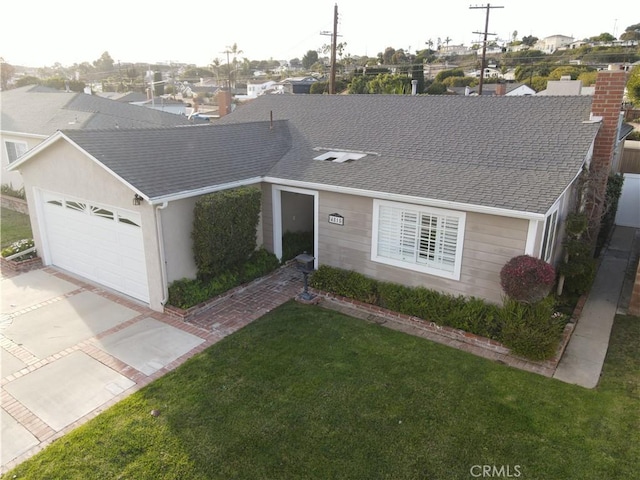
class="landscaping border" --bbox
[0,256,43,274]
[309,288,586,378]
[164,262,297,321]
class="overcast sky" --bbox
[0,0,632,68]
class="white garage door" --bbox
[41,192,149,303]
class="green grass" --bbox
[0,207,32,248]
[4,305,639,480]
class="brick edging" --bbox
[0,256,42,274]
[164,263,296,321]
[310,289,585,376]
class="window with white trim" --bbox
[4,141,28,163]
[541,209,558,263]
[372,200,466,280]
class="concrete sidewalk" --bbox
[553,226,640,388]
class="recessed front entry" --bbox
[271,185,318,268]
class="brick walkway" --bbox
[187,264,303,334]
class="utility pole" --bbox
[222,49,232,90]
[321,4,339,94]
[470,3,503,95]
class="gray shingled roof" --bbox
[215,95,600,214]
[0,85,198,136]
[31,94,601,215]
[61,122,291,200]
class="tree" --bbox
[620,23,640,41]
[302,50,319,69]
[521,35,538,46]
[367,73,409,94]
[627,65,640,105]
[547,66,595,81]
[93,51,115,72]
[435,68,464,82]
[347,74,368,94]
[0,59,15,90]
[380,47,396,65]
[589,32,616,42]
[15,75,39,88]
[425,82,447,95]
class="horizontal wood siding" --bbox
[317,191,529,304]
[318,192,372,271]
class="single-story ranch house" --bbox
[8,72,627,312]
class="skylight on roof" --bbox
[314,151,367,163]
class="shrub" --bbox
[239,248,281,283]
[309,265,378,304]
[558,212,596,296]
[1,184,26,200]
[168,248,279,309]
[498,296,567,361]
[192,187,262,279]
[310,265,568,359]
[596,174,625,255]
[1,238,36,260]
[557,239,597,295]
[500,255,556,303]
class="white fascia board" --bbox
[263,176,545,221]
[148,177,263,205]
[1,130,49,140]
[7,131,149,200]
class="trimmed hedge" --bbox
[192,187,262,279]
[310,265,566,360]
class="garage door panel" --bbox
[41,193,149,303]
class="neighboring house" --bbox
[274,77,318,94]
[537,78,595,96]
[467,67,503,79]
[435,45,472,57]
[450,83,535,96]
[534,35,575,53]
[8,72,627,313]
[0,85,202,189]
[246,81,277,98]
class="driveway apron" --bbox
[0,266,264,473]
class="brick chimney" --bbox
[494,83,506,96]
[588,70,628,238]
[218,89,232,118]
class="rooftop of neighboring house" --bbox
[0,85,201,136]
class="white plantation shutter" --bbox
[373,200,465,279]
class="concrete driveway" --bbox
[1,267,215,472]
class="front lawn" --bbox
[0,207,32,248]
[4,304,639,479]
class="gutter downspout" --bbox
[155,202,169,305]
